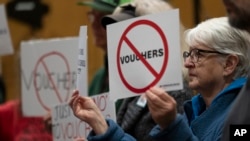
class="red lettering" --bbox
[91,94,108,112]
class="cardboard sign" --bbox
[107,9,183,100]
[21,37,79,116]
[52,93,116,141]
[0,4,13,56]
[77,26,88,97]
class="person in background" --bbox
[43,0,130,133]
[223,0,250,33]
[101,0,193,140]
[79,0,118,95]
[69,16,250,141]
[79,0,130,112]
[221,0,250,140]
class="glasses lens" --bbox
[183,51,189,61]
[183,49,199,63]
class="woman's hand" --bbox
[69,90,108,135]
[145,86,177,129]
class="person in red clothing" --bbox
[0,100,52,141]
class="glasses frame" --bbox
[183,48,226,63]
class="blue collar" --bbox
[191,77,247,120]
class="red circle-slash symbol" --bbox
[33,51,71,111]
[117,20,169,93]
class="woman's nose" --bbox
[184,57,194,68]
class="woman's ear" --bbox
[223,55,239,76]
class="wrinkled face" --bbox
[183,45,226,91]
[87,9,110,51]
[223,0,250,32]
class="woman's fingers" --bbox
[69,90,79,108]
[145,86,177,129]
[148,86,174,102]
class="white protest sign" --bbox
[0,5,13,56]
[21,37,78,116]
[77,26,88,97]
[107,9,183,100]
[52,93,116,141]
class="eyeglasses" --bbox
[183,48,226,63]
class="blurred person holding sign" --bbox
[80,0,131,112]
[43,0,131,134]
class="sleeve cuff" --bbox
[150,114,193,141]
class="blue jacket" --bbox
[87,119,136,141]
[87,77,246,141]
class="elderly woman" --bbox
[70,17,250,141]
[147,16,250,141]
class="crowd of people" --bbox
[70,15,250,141]
[70,0,250,141]
[1,0,250,140]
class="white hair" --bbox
[185,17,250,79]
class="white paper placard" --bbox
[76,26,88,97]
[107,9,183,100]
[21,37,79,116]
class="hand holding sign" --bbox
[145,86,177,129]
[69,90,108,135]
